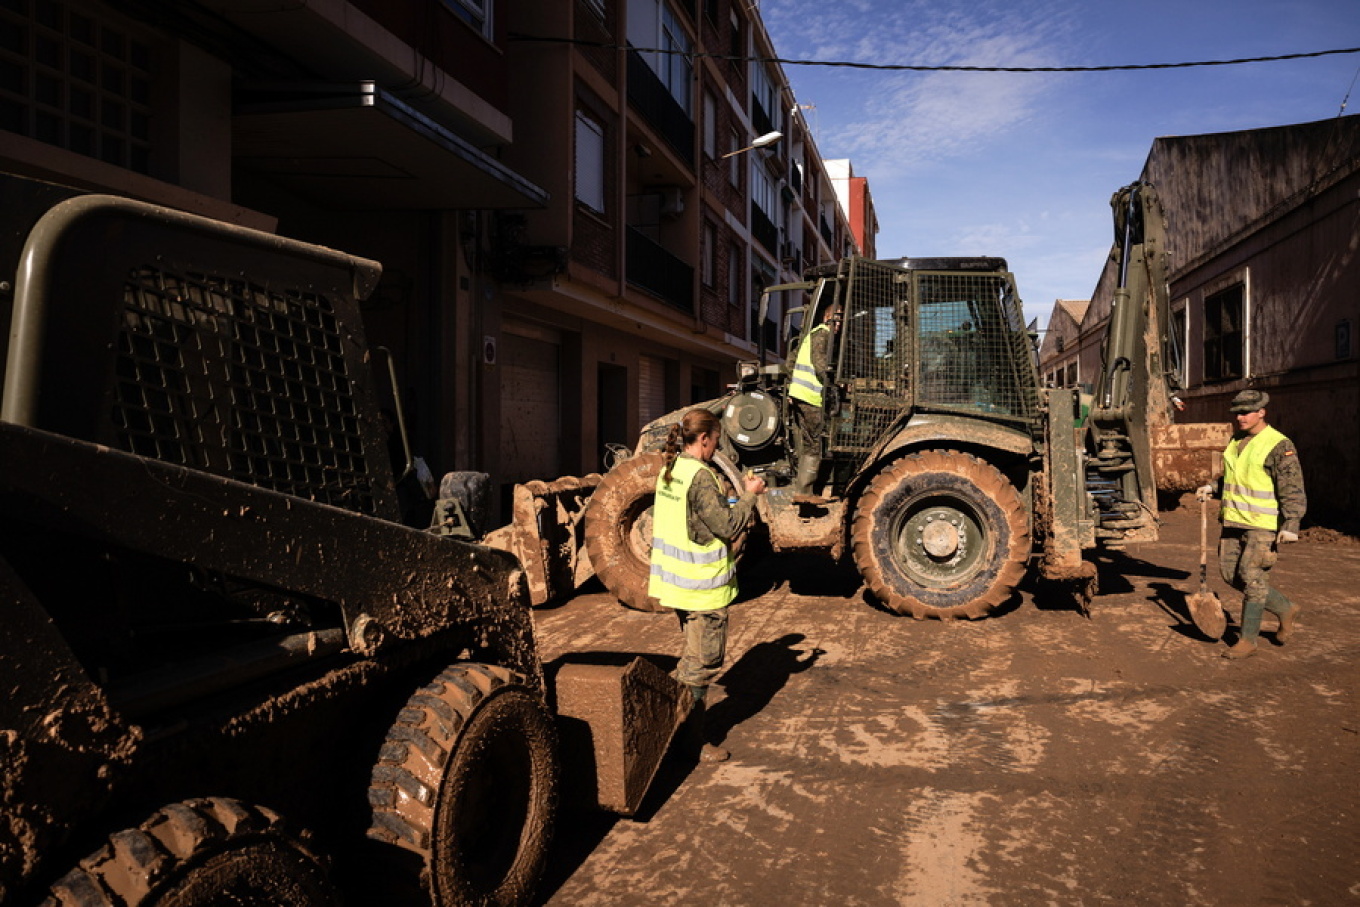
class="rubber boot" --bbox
[1274,603,1301,645]
[790,454,826,504]
[683,686,730,763]
[1221,638,1258,659]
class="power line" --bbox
[509,34,1360,74]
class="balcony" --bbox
[751,96,773,138]
[626,226,694,314]
[751,206,778,256]
[627,51,694,166]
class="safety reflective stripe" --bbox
[1221,425,1287,530]
[651,538,728,565]
[788,323,828,406]
[647,456,737,611]
[790,362,820,393]
[649,562,737,590]
[1223,483,1274,500]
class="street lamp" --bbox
[721,130,783,159]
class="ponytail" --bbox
[661,422,684,484]
[660,408,721,484]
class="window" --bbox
[750,62,781,133]
[627,0,692,112]
[1170,302,1187,387]
[1203,283,1244,382]
[702,91,716,158]
[728,129,741,185]
[575,110,606,213]
[729,9,743,61]
[751,163,774,217]
[442,0,493,40]
[0,3,154,172]
[701,221,716,287]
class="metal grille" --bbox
[112,266,377,514]
[913,270,1039,422]
[830,260,1041,462]
[831,259,909,457]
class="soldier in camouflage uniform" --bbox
[1197,389,1307,658]
[788,304,841,500]
[649,408,765,761]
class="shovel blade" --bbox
[1187,591,1227,640]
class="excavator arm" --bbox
[1085,181,1226,547]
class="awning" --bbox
[233,82,548,210]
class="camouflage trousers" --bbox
[1219,527,1294,642]
[674,607,729,691]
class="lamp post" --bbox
[721,130,783,159]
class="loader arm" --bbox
[1085,181,1223,546]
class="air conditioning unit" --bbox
[659,188,684,218]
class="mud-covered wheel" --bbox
[367,663,558,907]
[851,450,1030,620]
[583,451,667,611]
[584,451,747,612]
[43,798,338,907]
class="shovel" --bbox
[1186,492,1227,640]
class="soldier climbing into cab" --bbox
[788,302,841,501]
[1197,389,1307,659]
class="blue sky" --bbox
[760,0,1360,331]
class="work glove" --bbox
[1195,484,1214,502]
[1276,529,1299,545]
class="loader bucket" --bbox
[483,474,601,606]
[1149,422,1231,493]
[550,655,691,816]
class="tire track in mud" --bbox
[1076,661,1360,904]
[753,654,1359,904]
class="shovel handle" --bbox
[1199,494,1210,588]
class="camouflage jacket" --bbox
[677,454,757,546]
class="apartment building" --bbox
[498,0,861,495]
[0,0,867,518]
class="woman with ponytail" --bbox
[648,408,765,762]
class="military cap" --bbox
[1229,389,1269,413]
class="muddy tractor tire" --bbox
[43,798,338,907]
[583,452,667,612]
[367,663,558,907]
[851,450,1030,620]
[584,451,748,612]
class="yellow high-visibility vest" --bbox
[1221,424,1287,530]
[648,456,737,611]
[789,323,829,407]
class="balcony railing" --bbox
[627,50,694,166]
[751,96,773,138]
[626,226,693,313]
[751,205,778,255]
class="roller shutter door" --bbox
[638,354,667,426]
[500,324,561,484]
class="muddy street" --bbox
[531,498,1360,905]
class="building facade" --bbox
[1039,116,1360,527]
[0,0,869,523]
[826,159,879,260]
[498,0,860,498]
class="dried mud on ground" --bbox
[532,498,1360,906]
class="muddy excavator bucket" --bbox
[483,474,601,606]
[551,655,692,816]
[1150,422,1230,493]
